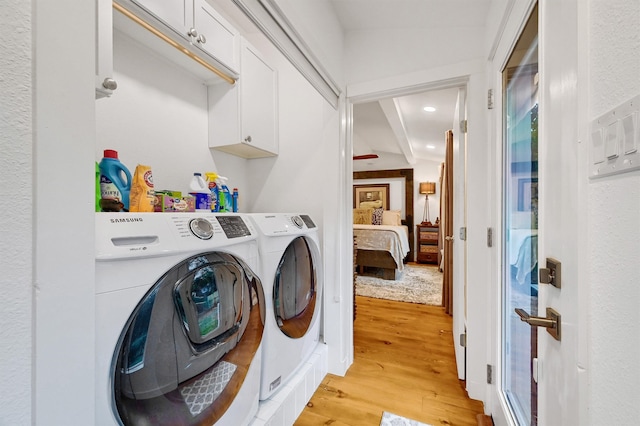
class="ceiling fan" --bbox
[352,154,379,160]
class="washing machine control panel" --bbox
[189,218,214,240]
[216,215,252,238]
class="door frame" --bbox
[345,71,473,387]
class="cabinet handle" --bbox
[244,136,252,143]
[102,78,118,91]
[187,27,198,38]
[197,34,207,44]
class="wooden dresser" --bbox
[416,224,439,264]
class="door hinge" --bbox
[459,227,467,241]
[486,364,493,384]
[487,89,494,109]
[460,119,468,133]
[487,227,493,247]
[459,332,467,347]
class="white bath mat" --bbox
[380,411,432,426]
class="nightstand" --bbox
[416,224,439,264]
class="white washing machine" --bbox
[95,212,265,426]
[248,213,323,400]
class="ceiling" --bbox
[328,0,492,166]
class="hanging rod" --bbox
[112,2,236,85]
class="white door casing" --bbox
[489,0,537,424]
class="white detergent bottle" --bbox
[189,172,211,211]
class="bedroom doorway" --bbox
[348,77,469,381]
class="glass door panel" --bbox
[502,4,538,425]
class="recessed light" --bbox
[426,145,436,150]
[423,106,436,112]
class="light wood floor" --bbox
[295,296,485,425]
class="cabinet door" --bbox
[240,41,278,155]
[193,0,239,72]
[131,0,191,37]
[96,0,115,98]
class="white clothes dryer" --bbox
[95,213,265,426]
[248,213,323,400]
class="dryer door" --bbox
[273,236,319,338]
[112,251,264,426]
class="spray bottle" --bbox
[217,176,231,212]
[205,172,219,212]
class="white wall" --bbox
[1,1,34,423]
[345,27,486,85]
[588,0,640,423]
[273,0,345,88]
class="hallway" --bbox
[296,296,484,425]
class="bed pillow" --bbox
[372,208,383,225]
[382,210,402,226]
[358,200,383,209]
[353,208,374,224]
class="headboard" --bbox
[353,168,414,261]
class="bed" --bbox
[353,223,410,280]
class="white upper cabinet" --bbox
[113,0,240,82]
[208,39,279,158]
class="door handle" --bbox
[445,235,454,241]
[515,307,561,341]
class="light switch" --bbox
[622,111,638,154]
[605,121,619,159]
[591,128,604,164]
[590,94,640,179]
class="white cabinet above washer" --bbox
[208,39,279,158]
[113,0,240,84]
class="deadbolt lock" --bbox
[539,257,561,288]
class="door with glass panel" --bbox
[501,4,539,425]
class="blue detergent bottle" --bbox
[99,149,132,212]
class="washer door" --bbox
[273,236,318,338]
[112,252,264,426]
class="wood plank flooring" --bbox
[295,296,485,425]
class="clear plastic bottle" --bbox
[218,176,231,212]
[205,172,219,212]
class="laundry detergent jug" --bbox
[99,149,132,212]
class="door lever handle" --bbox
[515,307,561,341]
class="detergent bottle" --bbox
[218,177,231,212]
[205,172,219,212]
[99,149,132,212]
[189,172,211,211]
[232,188,239,212]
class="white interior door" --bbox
[536,0,583,423]
[452,88,467,380]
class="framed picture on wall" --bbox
[517,178,538,211]
[353,184,390,210]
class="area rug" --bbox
[356,263,442,305]
[380,411,432,426]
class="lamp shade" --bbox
[419,182,436,195]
